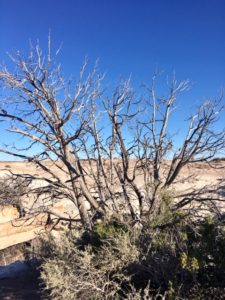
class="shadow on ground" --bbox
[0,275,41,300]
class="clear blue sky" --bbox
[0,0,225,160]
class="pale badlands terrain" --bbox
[0,159,224,191]
[0,159,224,204]
[0,159,224,252]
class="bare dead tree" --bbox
[136,73,225,217]
[0,40,106,229]
[102,81,146,220]
[0,40,224,229]
[98,73,225,220]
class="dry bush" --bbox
[39,216,177,299]
[39,213,225,299]
[0,175,28,217]
[40,223,142,299]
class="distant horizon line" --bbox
[0,157,225,163]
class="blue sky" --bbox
[0,0,225,160]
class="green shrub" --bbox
[86,219,130,248]
[40,223,142,299]
[40,216,225,299]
